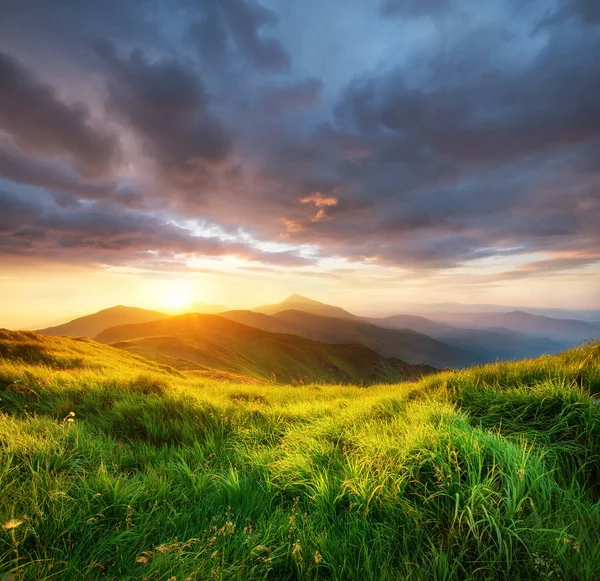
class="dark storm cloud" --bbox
[263,78,323,114]
[0,0,160,53]
[0,51,119,177]
[94,42,232,186]
[336,37,600,165]
[188,0,290,71]
[550,0,600,23]
[0,144,111,199]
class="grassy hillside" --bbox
[1,330,599,580]
[36,306,169,338]
[222,309,476,368]
[95,314,433,384]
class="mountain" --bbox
[220,309,476,368]
[373,301,600,322]
[368,314,453,337]
[245,295,579,363]
[253,294,357,319]
[95,313,434,384]
[36,305,169,338]
[424,311,600,341]
[371,314,572,361]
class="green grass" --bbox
[1,330,599,580]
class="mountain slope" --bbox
[36,305,170,338]
[253,293,357,319]
[221,309,476,368]
[95,313,434,384]
[371,314,572,361]
[397,301,600,322]
[425,310,600,341]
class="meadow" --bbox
[1,329,599,580]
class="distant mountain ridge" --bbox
[425,310,600,341]
[33,295,596,375]
[247,295,580,363]
[374,301,600,322]
[95,313,434,384]
[222,308,476,368]
[36,306,169,338]
[371,313,572,361]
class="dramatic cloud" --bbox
[0,0,599,282]
[0,187,314,268]
[188,0,290,71]
[263,78,323,115]
[96,42,232,187]
[0,51,119,177]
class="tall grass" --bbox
[1,331,599,580]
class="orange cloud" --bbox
[301,192,338,208]
[281,218,304,233]
[300,192,338,222]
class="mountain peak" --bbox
[283,293,322,304]
[253,294,357,319]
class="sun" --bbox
[160,281,194,312]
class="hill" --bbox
[372,314,572,361]
[426,310,600,341]
[1,329,599,579]
[249,295,571,364]
[253,293,357,319]
[397,301,600,322]
[96,313,434,384]
[36,305,169,338]
[221,309,477,368]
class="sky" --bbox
[1,0,599,327]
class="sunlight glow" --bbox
[160,281,194,311]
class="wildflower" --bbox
[292,540,303,562]
[2,519,23,530]
[314,550,324,564]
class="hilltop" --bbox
[36,305,169,338]
[253,293,357,319]
[1,330,599,579]
[95,313,433,384]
